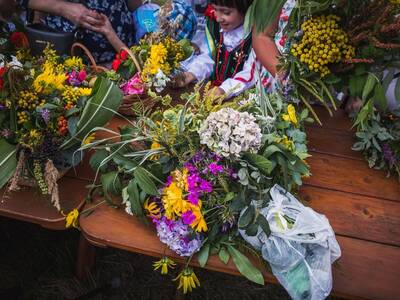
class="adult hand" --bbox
[63,2,103,29]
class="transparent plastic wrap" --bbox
[240,184,341,300]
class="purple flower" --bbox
[187,191,200,205]
[382,143,396,166]
[182,210,196,225]
[208,162,224,175]
[41,108,50,123]
[154,217,202,257]
[199,179,213,193]
[0,103,6,110]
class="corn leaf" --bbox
[0,139,17,189]
[60,77,123,149]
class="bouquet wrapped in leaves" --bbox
[0,45,122,210]
[83,84,311,292]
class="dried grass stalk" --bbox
[45,160,61,211]
[8,150,24,192]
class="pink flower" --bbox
[182,211,196,225]
[120,73,145,96]
[78,69,87,82]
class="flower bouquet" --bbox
[83,83,312,292]
[108,33,193,116]
[0,45,122,210]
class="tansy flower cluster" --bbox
[291,15,355,76]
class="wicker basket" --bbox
[118,47,157,116]
[70,42,109,74]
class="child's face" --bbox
[213,4,244,32]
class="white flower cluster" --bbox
[152,69,170,93]
[199,108,262,157]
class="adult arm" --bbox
[252,16,280,77]
[24,0,102,29]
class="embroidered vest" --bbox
[205,18,252,86]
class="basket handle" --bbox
[70,42,108,73]
[121,46,142,74]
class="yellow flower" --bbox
[142,43,170,80]
[33,64,66,94]
[150,140,162,161]
[153,257,176,275]
[174,267,200,294]
[78,87,92,96]
[171,168,189,191]
[282,104,298,127]
[64,57,84,70]
[144,199,161,217]
[64,209,79,229]
[162,182,188,219]
[279,135,295,151]
[82,133,96,145]
[186,203,208,233]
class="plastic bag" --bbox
[239,184,341,300]
[132,3,160,43]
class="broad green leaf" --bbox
[127,179,143,216]
[61,77,122,149]
[245,223,259,236]
[257,214,271,237]
[197,244,210,267]
[133,167,158,195]
[244,153,275,175]
[218,247,230,265]
[67,115,79,136]
[89,149,109,173]
[349,75,365,98]
[227,245,264,285]
[362,73,377,101]
[0,139,17,189]
[395,76,400,104]
[373,84,387,112]
[238,205,255,229]
[101,171,121,196]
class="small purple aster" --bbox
[41,108,51,123]
[382,143,396,166]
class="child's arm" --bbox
[218,50,256,98]
[252,16,280,77]
[90,13,127,52]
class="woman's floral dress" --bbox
[18,0,135,63]
[260,0,296,92]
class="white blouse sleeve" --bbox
[219,49,256,98]
[180,35,215,81]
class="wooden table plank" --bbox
[308,106,353,133]
[0,176,87,230]
[79,203,400,300]
[306,126,361,160]
[300,185,400,246]
[305,153,400,202]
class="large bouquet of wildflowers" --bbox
[0,45,122,210]
[84,83,311,292]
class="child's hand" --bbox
[207,87,225,99]
[170,72,196,88]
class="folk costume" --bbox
[182,10,256,98]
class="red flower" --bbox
[10,31,29,49]
[78,69,87,82]
[0,66,6,77]
[205,4,216,20]
[0,78,4,90]
[112,59,122,71]
[279,35,287,47]
[120,49,128,61]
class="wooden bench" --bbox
[76,107,400,300]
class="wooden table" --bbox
[78,108,400,300]
[0,173,88,230]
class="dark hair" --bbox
[210,0,253,16]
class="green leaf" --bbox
[127,179,143,216]
[245,223,259,236]
[227,245,264,285]
[244,153,275,175]
[60,77,123,149]
[238,205,255,229]
[218,247,230,265]
[0,139,17,189]
[362,73,377,101]
[395,77,400,104]
[101,171,121,196]
[257,214,271,237]
[197,244,210,267]
[349,75,365,98]
[67,115,79,136]
[89,149,109,173]
[133,167,158,195]
[373,84,387,112]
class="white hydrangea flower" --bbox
[152,69,170,93]
[199,108,262,157]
